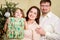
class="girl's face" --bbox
[14,9,22,18]
[28,8,37,20]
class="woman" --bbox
[23,6,41,40]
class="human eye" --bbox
[45,5,50,7]
[34,12,37,15]
[30,11,33,13]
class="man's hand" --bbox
[35,27,46,36]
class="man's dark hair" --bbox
[40,0,51,6]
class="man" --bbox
[36,0,60,40]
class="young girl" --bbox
[4,8,26,40]
[23,6,41,40]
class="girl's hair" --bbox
[26,6,40,24]
[13,8,25,18]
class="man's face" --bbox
[40,2,51,14]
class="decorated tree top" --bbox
[0,0,18,29]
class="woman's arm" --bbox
[24,20,28,30]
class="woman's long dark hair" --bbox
[26,6,40,24]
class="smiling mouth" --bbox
[30,15,34,17]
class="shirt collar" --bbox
[41,11,52,18]
[46,11,52,18]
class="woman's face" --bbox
[28,8,37,20]
[14,9,22,18]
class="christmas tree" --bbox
[0,0,18,39]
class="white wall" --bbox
[0,0,60,17]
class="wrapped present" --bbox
[7,17,25,39]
